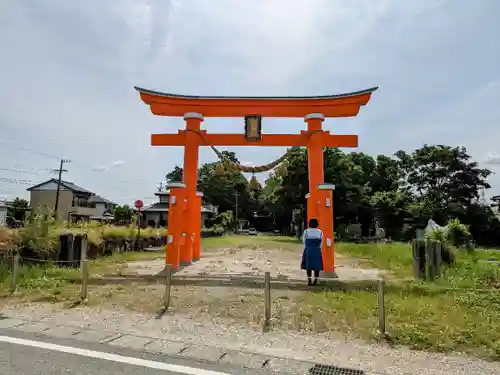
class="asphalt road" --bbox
[0,329,261,375]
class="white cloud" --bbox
[92,166,109,172]
[92,160,125,172]
[0,0,499,204]
[485,153,500,166]
[110,160,125,168]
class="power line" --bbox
[0,177,34,185]
[0,140,147,187]
[0,166,42,175]
[0,139,61,160]
[0,138,163,200]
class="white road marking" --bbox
[0,335,233,375]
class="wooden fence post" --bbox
[80,234,89,302]
[80,260,89,302]
[10,252,20,294]
[163,266,172,310]
[377,279,386,338]
[263,272,271,331]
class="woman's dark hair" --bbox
[308,218,319,228]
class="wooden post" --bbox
[425,241,437,281]
[67,233,75,265]
[163,265,172,310]
[377,279,386,338]
[263,272,271,331]
[434,242,442,279]
[412,239,427,280]
[80,234,87,276]
[80,260,89,302]
[10,252,20,294]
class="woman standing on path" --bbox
[300,218,323,285]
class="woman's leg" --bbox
[313,270,320,285]
[306,269,312,285]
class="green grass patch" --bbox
[0,261,80,302]
[336,242,415,277]
[201,235,302,251]
[200,235,500,359]
[294,286,500,360]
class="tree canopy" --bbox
[164,144,499,246]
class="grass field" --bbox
[200,236,500,359]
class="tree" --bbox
[164,143,500,248]
[7,197,29,221]
[395,145,492,223]
[166,166,183,183]
[113,205,134,222]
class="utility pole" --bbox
[52,159,70,217]
[235,191,239,230]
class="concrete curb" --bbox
[0,314,346,374]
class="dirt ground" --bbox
[78,237,383,331]
[122,240,382,281]
[3,236,384,336]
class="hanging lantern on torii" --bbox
[209,113,297,189]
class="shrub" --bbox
[446,218,471,247]
[18,212,59,255]
[0,226,21,254]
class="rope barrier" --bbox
[184,128,302,173]
[0,255,80,264]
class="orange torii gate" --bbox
[135,86,377,276]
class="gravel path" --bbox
[123,247,382,281]
[3,303,499,375]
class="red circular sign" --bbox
[134,199,143,209]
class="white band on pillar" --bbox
[317,183,335,191]
[184,112,204,120]
[304,113,325,121]
[166,182,186,189]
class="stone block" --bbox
[72,329,118,343]
[0,318,24,329]
[264,356,313,373]
[107,334,153,350]
[15,322,50,333]
[179,345,227,362]
[220,351,270,369]
[145,339,189,355]
[43,325,81,338]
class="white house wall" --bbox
[94,202,106,216]
[0,207,7,225]
[142,211,211,228]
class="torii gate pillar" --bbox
[180,113,203,266]
[304,113,325,222]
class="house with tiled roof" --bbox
[142,190,217,228]
[27,179,115,221]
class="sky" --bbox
[0,0,499,205]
